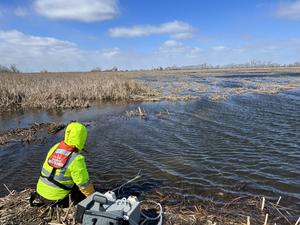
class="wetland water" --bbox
[0,73,299,210]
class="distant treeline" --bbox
[91,61,300,71]
[161,60,300,71]
[0,64,20,73]
[1,60,300,74]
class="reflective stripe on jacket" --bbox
[36,143,90,200]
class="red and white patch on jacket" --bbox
[48,141,76,169]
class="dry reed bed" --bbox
[0,73,158,111]
[1,188,299,225]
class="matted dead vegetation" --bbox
[0,122,95,145]
[147,191,300,225]
[0,188,299,225]
[125,107,170,119]
[208,95,227,102]
[0,189,77,225]
[0,122,66,145]
[206,81,300,102]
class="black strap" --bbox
[49,167,56,180]
[40,168,73,191]
[40,149,75,191]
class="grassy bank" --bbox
[0,72,157,111]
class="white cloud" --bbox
[159,40,201,58]
[1,29,300,72]
[97,47,120,59]
[212,45,226,51]
[0,30,83,71]
[277,0,300,20]
[0,29,146,71]
[160,40,186,53]
[34,0,119,22]
[0,30,76,48]
[14,7,29,17]
[171,32,194,40]
[163,40,182,48]
[109,20,195,38]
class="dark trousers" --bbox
[30,186,86,208]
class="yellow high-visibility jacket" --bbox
[36,122,95,200]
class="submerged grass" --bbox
[0,72,158,111]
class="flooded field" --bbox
[0,72,299,215]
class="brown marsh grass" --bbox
[0,72,158,110]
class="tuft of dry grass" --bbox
[125,107,171,119]
[0,73,157,111]
[208,94,227,102]
[126,107,148,118]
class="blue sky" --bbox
[0,0,300,72]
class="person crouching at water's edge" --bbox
[31,122,95,207]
